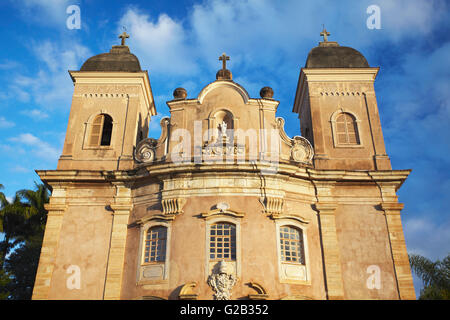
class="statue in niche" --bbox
[219,121,228,138]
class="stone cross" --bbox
[320,26,330,42]
[219,53,230,70]
[119,31,130,45]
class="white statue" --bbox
[220,121,227,137]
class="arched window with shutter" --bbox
[330,110,362,147]
[89,114,113,146]
[335,112,359,145]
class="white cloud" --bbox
[0,60,20,70]
[9,40,92,110]
[19,0,73,27]
[377,0,447,39]
[20,109,49,120]
[119,8,196,75]
[115,0,448,79]
[10,165,29,173]
[9,133,60,161]
[404,216,450,260]
[0,116,15,129]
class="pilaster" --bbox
[103,184,132,300]
[315,202,345,300]
[380,202,416,300]
[32,186,67,300]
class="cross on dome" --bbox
[119,31,130,46]
[219,53,230,70]
[320,26,330,42]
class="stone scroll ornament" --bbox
[275,117,314,164]
[134,138,157,163]
[291,136,314,163]
[207,261,237,300]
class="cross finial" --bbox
[320,25,330,42]
[119,31,130,46]
[219,53,230,70]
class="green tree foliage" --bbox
[409,253,450,300]
[0,183,50,300]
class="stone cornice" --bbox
[36,165,411,186]
[300,67,379,82]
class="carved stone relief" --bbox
[207,261,237,300]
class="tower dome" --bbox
[305,44,369,68]
[80,32,142,72]
[305,27,369,68]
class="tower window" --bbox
[279,226,305,264]
[209,222,236,261]
[335,113,359,145]
[89,114,113,146]
[144,226,167,263]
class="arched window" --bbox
[279,225,305,264]
[209,222,236,261]
[335,113,359,145]
[144,226,167,263]
[89,114,113,146]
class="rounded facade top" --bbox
[305,44,369,68]
[80,45,142,72]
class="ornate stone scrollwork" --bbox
[135,138,157,163]
[275,117,314,164]
[291,136,314,163]
[207,261,237,300]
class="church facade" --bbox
[32,31,415,300]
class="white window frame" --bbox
[204,216,242,280]
[275,218,310,284]
[136,220,172,284]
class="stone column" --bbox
[381,202,416,300]
[315,202,345,300]
[32,187,67,300]
[103,184,132,300]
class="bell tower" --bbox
[293,28,391,170]
[58,32,156,171]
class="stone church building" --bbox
[32,30,415,300]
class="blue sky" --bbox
[0,0,448,297]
